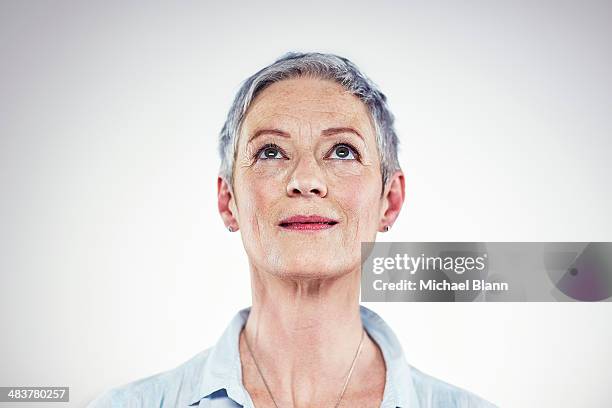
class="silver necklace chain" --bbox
[243,328,366,408]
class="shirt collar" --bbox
[189,306,420,408]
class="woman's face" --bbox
[224,77,400,279]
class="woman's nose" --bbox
[286,158,328,198]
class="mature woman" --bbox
[89,52,496,408]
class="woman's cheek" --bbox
[335,174,379,213]
[239,170,286,227]
[242,163,290,195]
[333,172,381,235]
[327,163,380,201]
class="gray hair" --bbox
[218,52,401,193]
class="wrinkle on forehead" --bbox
[240,77,376,146]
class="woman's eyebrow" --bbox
[321,127,364,142]
[248,127,364,144]
[248,129,290,144]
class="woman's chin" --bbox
[266,257,357,280]
[252,240,361,279]
[275,267,351,280]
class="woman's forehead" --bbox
[242,77,375,137]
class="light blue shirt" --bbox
[88,306,497,407]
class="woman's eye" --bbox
[257,145,284,160]
[329,144,358,160]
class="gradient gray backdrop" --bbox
[1,1,611,407]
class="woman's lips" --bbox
[278,215,339,231]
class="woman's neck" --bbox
[240,264,385,407]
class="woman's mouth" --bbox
[278,215,339,231]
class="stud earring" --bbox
[384,225,391,232]
[227,226,234,232]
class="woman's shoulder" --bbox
[409,365,498,408]
[86,348,212,408]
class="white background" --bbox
[1,1,611,407]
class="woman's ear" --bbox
[218,176,239,231]
[378,170,405,232]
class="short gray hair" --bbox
[218,52,401,192]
